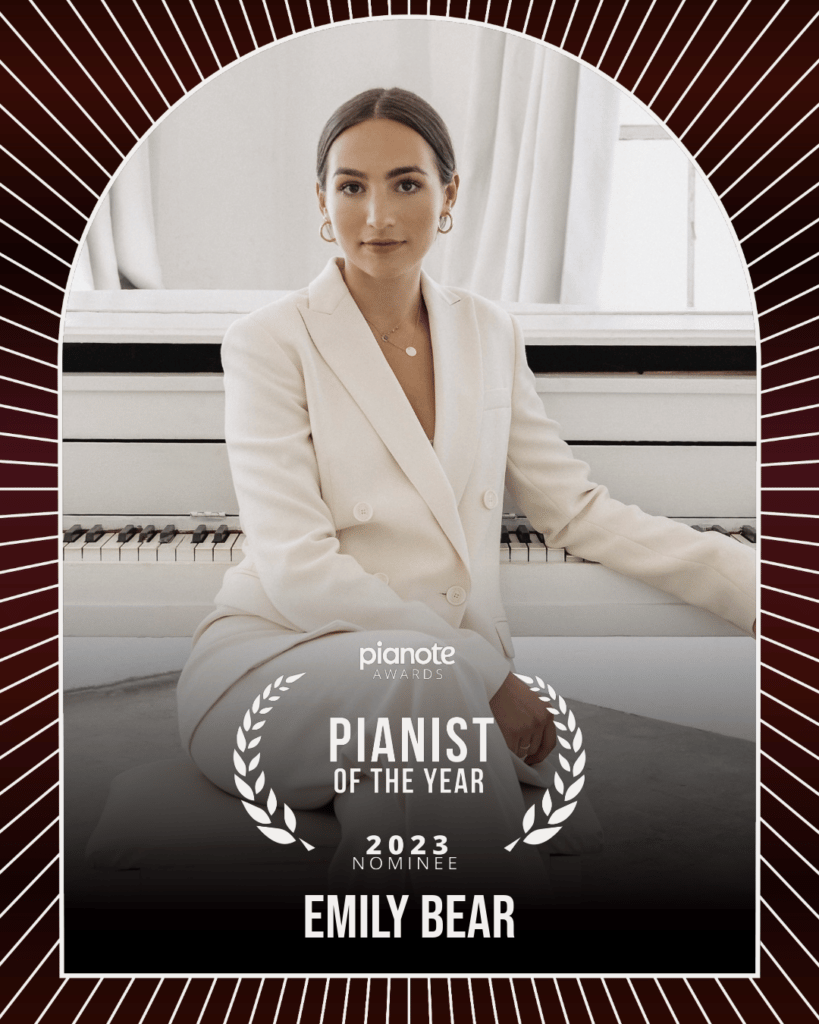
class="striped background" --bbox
[1,0,818,1020]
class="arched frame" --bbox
[1,1,817,1021]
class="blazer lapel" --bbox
[299,258,476,572]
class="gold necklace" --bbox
[363,299,423,357]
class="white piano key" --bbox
[138,533,162,562]
[194,537,214,562]
[527,534,548,563]
[157,533,185,562]
[230,533,246,562]
[508,535,529,562]
[731,533,755,549]
[213,532,237,563]
[64,531,88,562]
[82,531,118,561]
[175,535,201,562]
[119,534,143,562]
[546,547,566,562]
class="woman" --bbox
[178,88,755,902]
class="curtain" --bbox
[75,24,617,305]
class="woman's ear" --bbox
[316,182,326,218]
[445,173,460,212]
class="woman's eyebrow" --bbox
[333,165,428,179]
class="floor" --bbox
[63,672,756,913]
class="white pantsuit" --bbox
[178,256,755,897]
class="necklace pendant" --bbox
[405,346,417,357]
[382,334,390,342]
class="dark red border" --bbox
[1,0,817,1020]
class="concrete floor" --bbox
[63,673,756,913]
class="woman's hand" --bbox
[489,671,557,766]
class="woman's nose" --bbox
[366,192,396,229]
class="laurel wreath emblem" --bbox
[504,675,586,851]
[233,673,315,851]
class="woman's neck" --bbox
[339,259,423,330]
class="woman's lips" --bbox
[362,240,403,248]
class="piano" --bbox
[62,292,756,641]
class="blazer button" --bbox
[446,585,467,606]
[353,502,373,522]
[374,572,389,584]
[482,489,498,509]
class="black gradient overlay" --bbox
[1,0,817,1020]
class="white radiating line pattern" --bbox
[273,979,288,1024]
[0,181,80,242]
[757,253,819,293]
[696,8,819,161]
[630,0,688,94]
[627,979,652,1024]
[98,0,172,103]
[743,190,819,251]
[68,978,103,1024]
[195,979,218,1024]
[0,894,57,969]
[136,981,164,1024]
[0,816,55,874]
[763,688,819,728]
[488,978,499,1024]
[0,317,59,344]
[508,979,522,1024]
[655,981,682,1024]
[709,57,819,184]
[222,980,242,1024]
[0,939,59,1022]
[763,660,819,695]
[761,943,819,1020]
[647,0,718,109]
[2,104,99,199]
[168,979,193,1024]
[65,0,158,122]
[0,55,111,176]
[27,0,141,140]
[318,978,329,1024]
[521,0,536,36]
[0,854,57,923]
[0,251,65,290]
[554,980,570,1024]
[596,0,631,68]
[762,372,819,393]
[758,281,819,317]
[156,0,205,80]
[559,0,581,49]
[664,0,752,124]
[237,0,258,46]
[681,0,790,142]
[104,980,136,1024]
[0,13,126,158]
[577,0,605,60]
[447,978,453,1024]
[715,981,746,1024]
[0,216,73,267]
[764,718,819,766]
[188,0,222,69]
[0,689,57,731]
[761,314,819,342]
[764,820,819,881]
[214,0,241,60]
[763,787,819,840]
[528,979,545,1024]
[751,978,787,1024]
[731,138,819,222]
[763,856,819,924]
[613,0,658,83]
[0,284,60,319]
[682,980,712,1023]
[260,1,277,42]
[0,662,57,699]
[602,979,624,1024]
[426,979,432,1024]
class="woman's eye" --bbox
[397,179,421,193]
[340,182,363,195]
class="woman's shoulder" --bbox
[222,286,311,358]
[426,276,515,330]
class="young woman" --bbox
[178,88,755,901]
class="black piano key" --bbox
[692,524,707,532]
[63,525,85,544]
[191,525,208,544]
[139,524,157,542]
[515,526,531,543]
[86,524,104,543]
[213,524,230,544]
[532,530,545,545]
[117,524,138,543]
[159,525,177,544]
[740,524,756,543]
[709,524,730,536]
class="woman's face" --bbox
[317,118,458,286]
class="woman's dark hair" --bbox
[316,88,457,191]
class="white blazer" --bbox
[178,257,755,749]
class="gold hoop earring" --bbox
[320,220,336,243]
[438,212,453,234]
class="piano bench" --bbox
[85,760,603,907]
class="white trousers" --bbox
[186,622,554,903]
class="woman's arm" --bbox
[222,311,513,697]
[503,315,756,635]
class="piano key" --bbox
[709,524,731,536]
[508,535,529,562]
[101,530,130,562]
[740,524,756,543]
[138,531,164,562]
[157,531,185,562]
[213,524,230,545]
[213,530,238,564]
[194,534,215,562]
[191,525,209,545]
[86,524,105,544]
[547,547,566,562]
[174,534,201,562]
[565,552,584,563]
[527,532,548,563]
[64,525,85,544]
[139,524,157,543]
[229,532,246,562]
[500,527,511,561]
[120,533,144,562]
[64,527,88,562]
[83,531,118,561]
[117,524,138,543]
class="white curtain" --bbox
[74,140,163,290]
[76,23,617,305]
